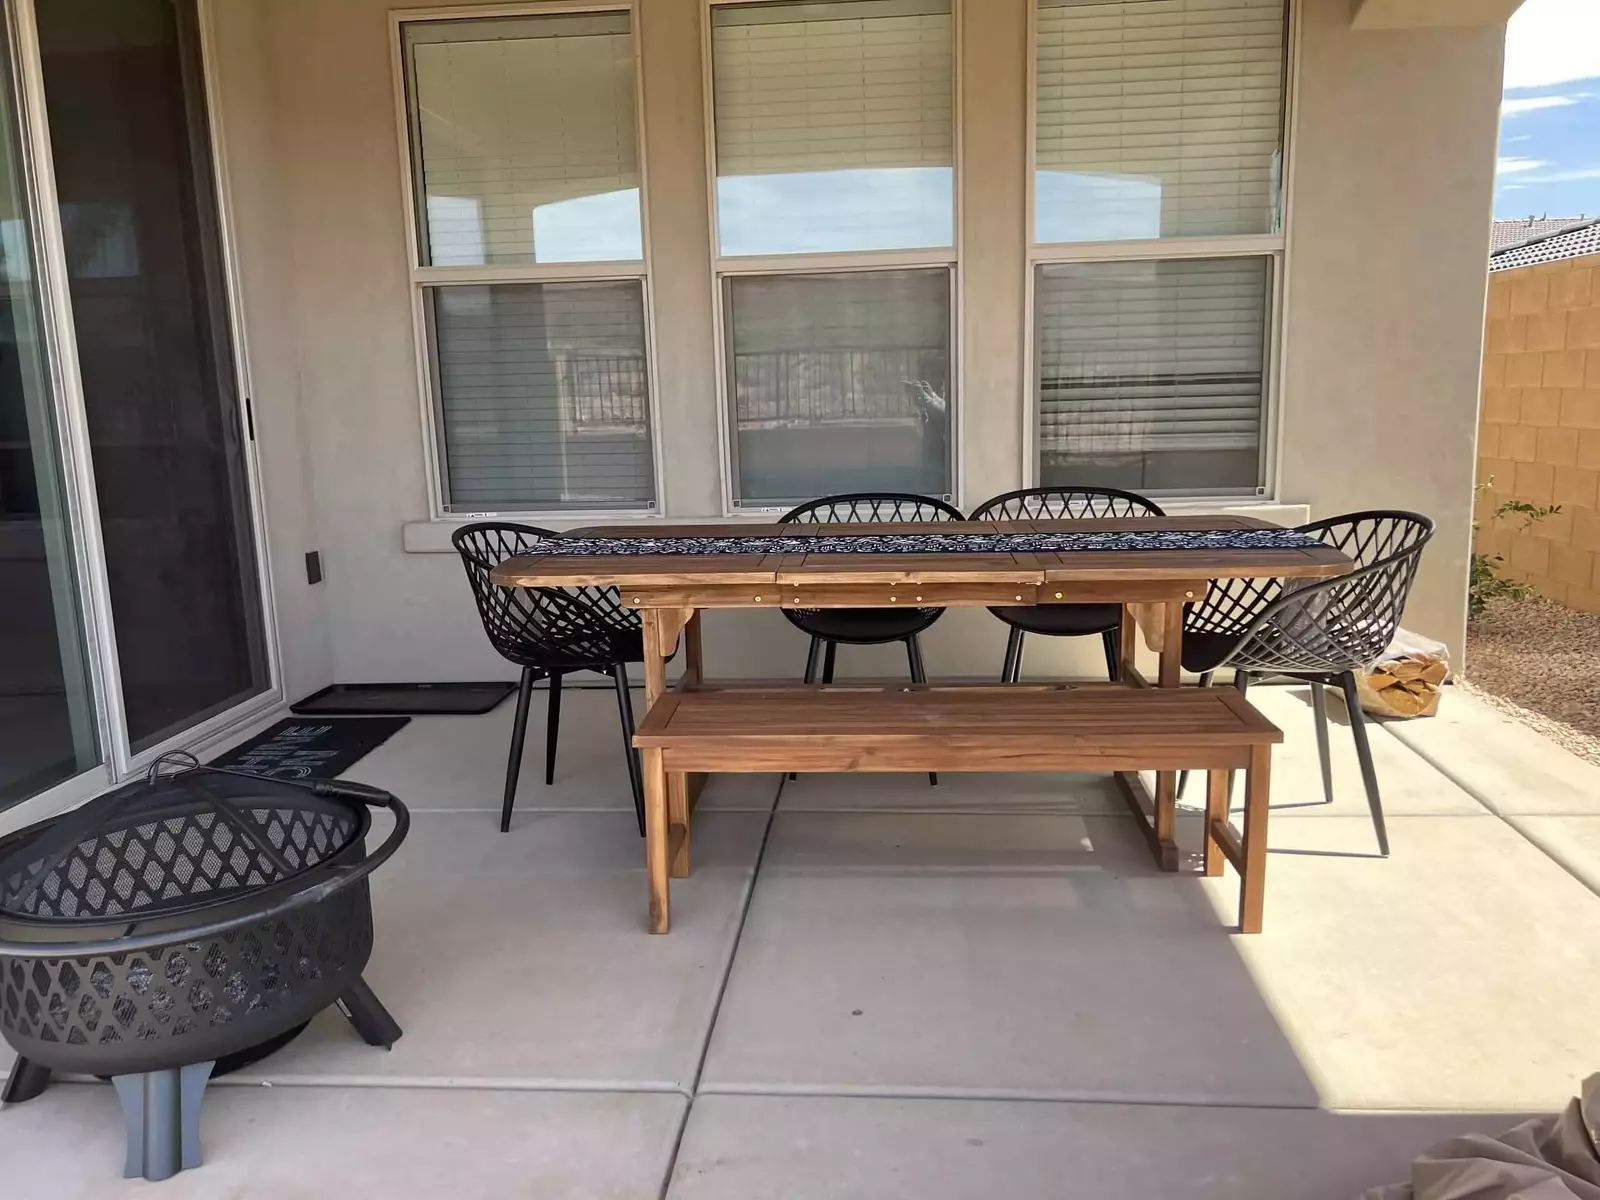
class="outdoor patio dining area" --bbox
[4,678,1600,1198]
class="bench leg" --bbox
[1238,745,1271,934]
[1204,769,1228,878]
[644,746,671,934]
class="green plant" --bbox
[1469,479,1560,618]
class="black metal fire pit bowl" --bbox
[0,755,410,1182]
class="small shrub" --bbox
[1470,479,1560,618]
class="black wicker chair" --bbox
[780,492,965,784]
[1176,511,1436,856]
[453,522,648,835]
[971,487,1165,682]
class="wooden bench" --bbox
[633,684,1283,935]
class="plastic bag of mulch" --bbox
[1355,630,1451,719]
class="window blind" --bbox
[405,13,642,266]
[1035,0,1286,243]
[428,281,655,512]
[725,268,951,505]
[1035,256,1267,494]
[711,0,954,254]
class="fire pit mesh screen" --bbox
[3,885,369,1049]
[0,780,359,923]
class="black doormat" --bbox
[208,717,409,779]
[290,682,517,716]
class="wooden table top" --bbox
[491,516,1353,590]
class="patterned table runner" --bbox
[531,529,1320,556]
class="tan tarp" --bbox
[1363,1075,1600,1200]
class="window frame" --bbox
[701,0,965,516]
[390,1,665,520]
[1022,0,1299,504]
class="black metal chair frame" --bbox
[779,492,966,784]
[970,487,1166,683]
[452,522,648,835]
[1176,511,1436,856]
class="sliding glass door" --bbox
[0,2,98,807]
[0,0,272,817]
[33,0,268,754]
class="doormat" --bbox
[208,717,409,780]
[291,681,516,716]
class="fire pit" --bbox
[0,758,409,1181]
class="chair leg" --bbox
[1338,672,1390,857]
[905,636,937,786]
[822,641,837,684]
[1101,628,1120,682]
[1178,671,1217,798]
[501,666,536,833]
[1309,680,1336,807]
[612,664,645,837]
[1001,626,1024,683]
[545,671,563,786]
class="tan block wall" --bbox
[1477,251,1600,612]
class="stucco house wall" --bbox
[204,0,1502,689]
[1476,253,1600,613]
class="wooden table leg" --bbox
[1118,604,1138,681]
[1149,600,1184,866]
[643,746,670,934]
[681,611,708,818]
[640,609,692,929]
[1204,769,1228,877]
[1239,744,1271,934]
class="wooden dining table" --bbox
[493,515,1352,889]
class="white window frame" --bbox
[1022,0,1301,505]
[389,1,666,520]
[701,0,965,517]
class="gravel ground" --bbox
[1464,595,1600,767]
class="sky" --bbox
[1495,0,1600,220]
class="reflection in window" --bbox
[405,12,642,266]
[711,0,953,258]
[1035,256,1269,495]
[531,188,644,263]
[725,269,951,506]
[717,169,952,257]
[1034,0,1286,243]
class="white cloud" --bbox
[1505,0,1600,90]
[1516,167,1600,183]
[1497,156,1549,175]
[1501,94,1578,116]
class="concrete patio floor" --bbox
[4,681,1599,1198]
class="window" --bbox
[710,0,956,509]
[400,11,656,513]
[1031,0,1287,497]
[1035,256,1269,494]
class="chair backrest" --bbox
[451,522,638,668]
[1226,511,1436,675]
[970,487,1164,522]
[780,492,965,525]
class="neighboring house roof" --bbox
[1490,217,1590,253]
[1490,218,1600,272]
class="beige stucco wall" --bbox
[1475,253,1600,611]
[1276,1,1503,662]
[205,0,1503,685]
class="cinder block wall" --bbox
[1476,252,1600,612]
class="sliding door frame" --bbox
[0,0,282,827]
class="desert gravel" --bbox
[1464,595,1600,767]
